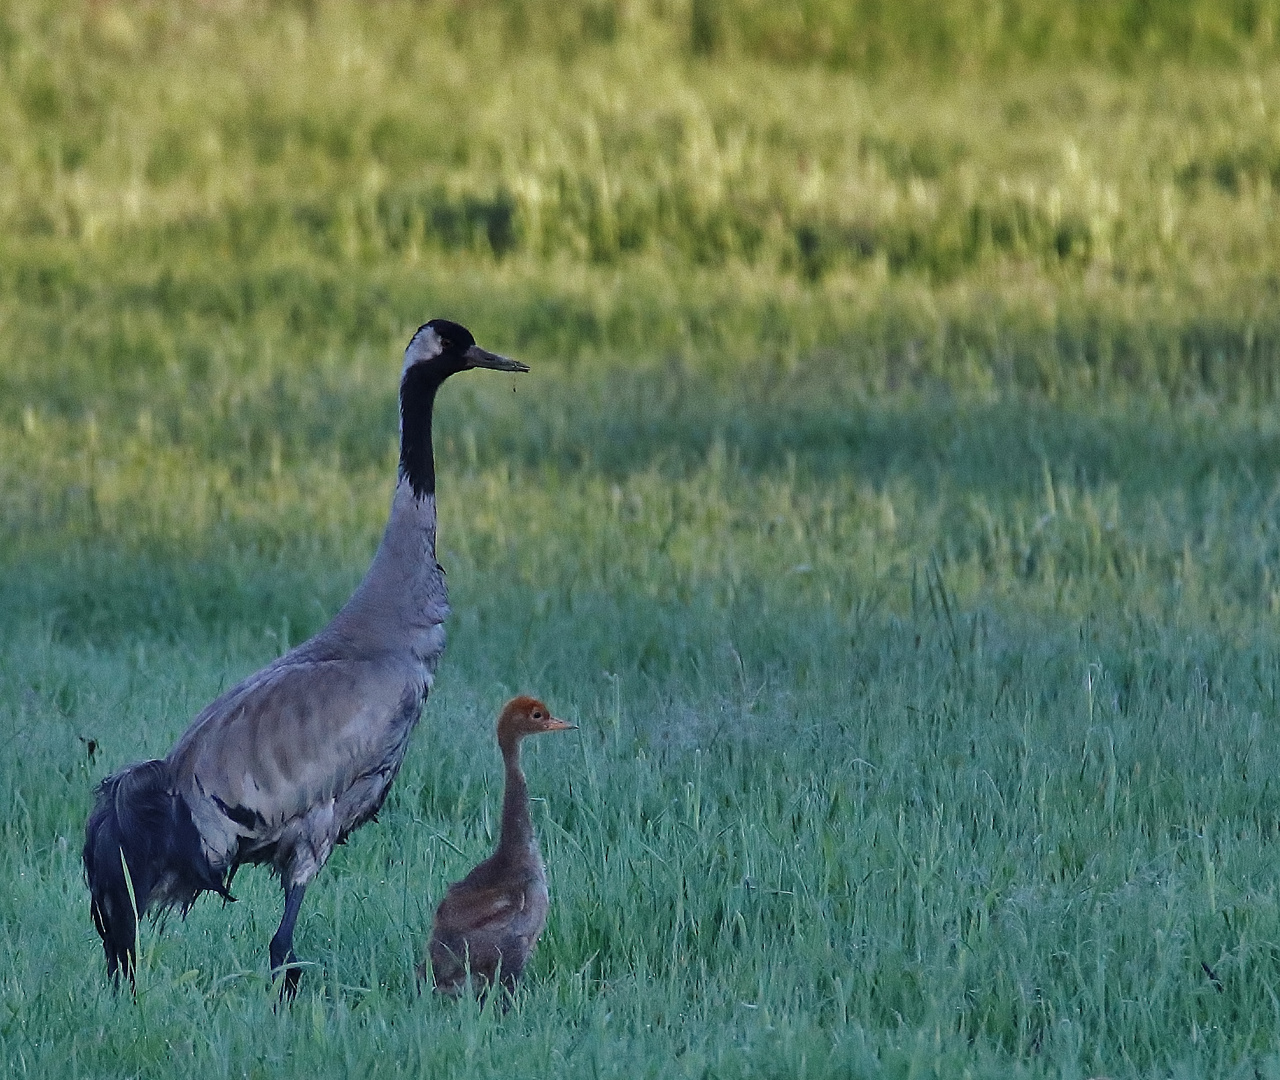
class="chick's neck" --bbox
[496,736,535,859]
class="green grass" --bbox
[6,1,1280,1076]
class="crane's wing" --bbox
[167,653,423,861]
[433,882,529,934]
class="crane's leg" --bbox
[269,882,307,998]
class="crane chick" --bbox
[424,696,574,998]
[84,320,527,995]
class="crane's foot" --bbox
[269,882,307,1001]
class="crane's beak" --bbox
[544,717,576,732]
[464,344,529,373]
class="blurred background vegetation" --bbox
[6,0,1280,414]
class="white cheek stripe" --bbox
[403,326,443,374]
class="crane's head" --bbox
[497,695,575,745]
[397,318,526,498]
[403,319,529,379]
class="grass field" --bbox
[7,1,1280,1076]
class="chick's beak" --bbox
[544,717,576,732]
[464,344,529,373]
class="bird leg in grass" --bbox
[270,883,307,997]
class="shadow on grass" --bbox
[14,353,1279,494]
[466,368,1280,500]
[4,362,1280,651]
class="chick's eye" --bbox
[532,710,543,719]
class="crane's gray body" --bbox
[167,484,446,893]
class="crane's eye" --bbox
[532,710,543,720]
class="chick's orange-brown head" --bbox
[496,696,574,744]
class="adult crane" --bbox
[84,320,527,995]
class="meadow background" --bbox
[6,0,1280,1075]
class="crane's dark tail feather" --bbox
[83,759,230,986]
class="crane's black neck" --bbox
[399,362,451,498]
